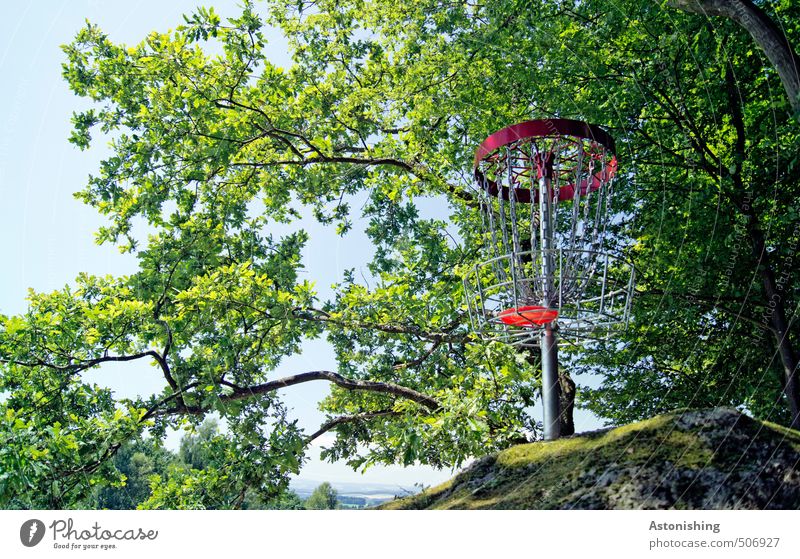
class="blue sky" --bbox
[0,0,604,489]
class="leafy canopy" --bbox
[2,0,799,507]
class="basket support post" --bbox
[541,323,561,441]
[538,168,562,441]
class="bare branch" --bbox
[222,370,441,411]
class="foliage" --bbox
[1,0,799,507]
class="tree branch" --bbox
[393,339,444,370]
[222,370,441,411]
[305,410,402,445]
[140,382,201,422]
[1,350,165,375]
[292,307,469,344]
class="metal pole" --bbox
[541,323,561,441]
[538,156,562,441]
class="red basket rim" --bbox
[473,119,616,203]
[474,119,616,167]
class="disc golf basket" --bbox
[463,119,634,440]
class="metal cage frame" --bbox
[464,118,634,348]
[464,119,635,440]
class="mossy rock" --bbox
[379,408,800,510]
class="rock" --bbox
[378,407,800,509]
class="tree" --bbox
[141,417,300,509]
[500,0,800,427]
[92,419,303,509]
[178,418,220,469]
[92,437,174,509]
[304,482,339,510]
[2,0,800,508]
[245,488,306,510]
[665,0,800,118]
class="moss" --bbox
[758,419,800,450]
[378,478,456,510]
[378,408,800,510]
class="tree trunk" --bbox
[526,347,576,436]
[742,205,800,428]
[666,0,800,119]
[559,368,576,436]
[719,51,800,428]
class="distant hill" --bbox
[379,408,800,509]
[290,478,409,507]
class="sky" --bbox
[0,0,604,489]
